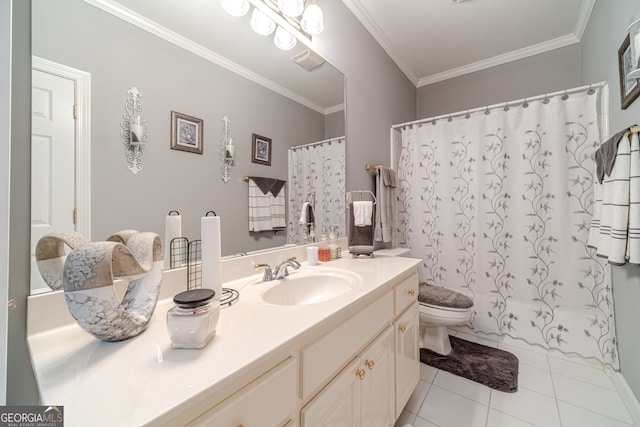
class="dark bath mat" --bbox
[420,336,519,393]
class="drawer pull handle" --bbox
[356,368,366,380]
[365,359,375,370]
[399,325,407,333]
[407,289,415,296]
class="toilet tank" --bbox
[373,247,411,257]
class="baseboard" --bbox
[610,369,640,426]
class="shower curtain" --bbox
[397,86,618,368]
[287,138,346,245]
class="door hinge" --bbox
[73,104,78,119]
[73,208,78,224]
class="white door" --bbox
[30,69,76,293]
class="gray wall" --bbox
[581,0,640,401]
[33,0,331,257]
[314,0,417,191]
[417,44,582,118]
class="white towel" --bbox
[353,201,372,227]
[248,180,274,232]
[248,180,286,232]
[588,131,638,265]
[299,202,310,224]
[270,190,286,230]
[628,132,640,264]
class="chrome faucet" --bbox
[255,257,301,281]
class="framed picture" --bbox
[251,133,272,166]
[170,111,203,154]
[618,34,640,110]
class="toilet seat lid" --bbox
[418,282,473,309]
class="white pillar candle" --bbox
[130,116,145,145]
[164,213,182,270]
[201,215,222,301]
[226,143,235,159]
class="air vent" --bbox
[290,49,325,71]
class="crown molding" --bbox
[342,0,595,88]
[417,33,580,87]
[325,103,345,115]
[82,0,327,115]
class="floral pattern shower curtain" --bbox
[287,138,346,245]
[397,87,618,368]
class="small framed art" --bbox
[618,34,640,110]
[251,133,272,166]
[170,111,203,154]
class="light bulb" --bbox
[301,3,324,35]
[277,0,304,17]
[221,0,249,17]
[250,8,276,36]
[274,26,296,51]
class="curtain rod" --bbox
[392,81,608,130]
[289,135,345,151]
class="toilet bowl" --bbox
[418,282,474,356]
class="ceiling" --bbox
[342,0,596,87]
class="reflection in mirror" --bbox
[31,0,345,294]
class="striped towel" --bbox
[248,179,287,232]
[588,131,640,265]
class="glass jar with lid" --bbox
[166,288,219,349]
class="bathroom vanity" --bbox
[27,246,420,426]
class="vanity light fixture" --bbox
[121,86,148,175]
[221,0,250,16]
[301,0,323,35]
[628,13,640,80]
[221,0,323,50]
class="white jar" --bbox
[167,288,219,349]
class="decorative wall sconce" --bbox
[219,115,235,183]
[120,86,148,175]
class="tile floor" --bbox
[395,329,638,427]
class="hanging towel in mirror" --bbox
[353,201,372,227]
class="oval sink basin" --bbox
[261,268,362,306]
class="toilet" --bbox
[373,248,475,356]
[418,282,474,355]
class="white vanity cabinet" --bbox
[394,303,419,414]
[301,272,420,426]
[393,273,420,415]
[187,357,298,427]
[301,327,394,427]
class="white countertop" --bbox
[27,254,420,427]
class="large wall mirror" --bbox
[31,0,345,294]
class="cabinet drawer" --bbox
[188,357,297,426]
[394,273,418,315]
[301,291,393,398]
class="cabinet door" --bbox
[301,358,362,427]
[188,358,297,427]
[361,327,394,427]
[394,303,420,417]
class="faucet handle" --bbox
[287,257,301,268]
[254,263,274,281]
